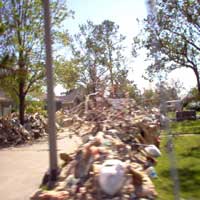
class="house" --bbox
[0,90,13,117]
[165,100,182,112]
[57,86,86,110]
[42,86,86,111]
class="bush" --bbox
[26,101,47,116]
[186,101,200,111]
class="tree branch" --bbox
[24,71,44,95]
[169,29,200,52]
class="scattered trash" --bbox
[146,166,158,179]
[99,159,125,195]
[31,190,69,200]
[31,95,162,199]
[0,113,48,147]
[144,145,161,158]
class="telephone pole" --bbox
[42,0,58,182]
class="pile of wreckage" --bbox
[32,93,162,200]
[0,113,47,147]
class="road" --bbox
[0,131,81,200]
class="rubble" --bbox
[0,113,47,147]
[32,93,162,200]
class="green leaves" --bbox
[0,0,73,123]
[55,59,80,90]
[133,0,200,92]
[70,20,127,93]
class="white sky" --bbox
[55,0,197,95]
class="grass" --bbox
[167,111,200,135]
[170,120,200,134]
[167,112,176,119]
[153,135,200,200]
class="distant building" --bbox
[42,86,86,111]
[165,100,182,112]
[0,90,13,117]
[60,87,86,109]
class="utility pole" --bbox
[159,77,180,200]
[42,0,58,182]
[146,1,180,199]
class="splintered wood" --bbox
[0,113,48,147]
[32,94,161,200]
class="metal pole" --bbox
[146,1,180,199]
[42,0,58,181]
[160,79,180,200]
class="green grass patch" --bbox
[170,120,200,134]
[167,112,176,119]
[152,137,174,200]
[153,135,200,200]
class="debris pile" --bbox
[32,94,162,200]
[0,113,47,147]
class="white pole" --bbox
[42,0,58,181]
[146,1,180,199]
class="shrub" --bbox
[26,101,47,116]
[186,101,200,111]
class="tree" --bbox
[182,87,200,107]
[127,84,141,103]
[142,88,159,107]
[155,81,180,101]
[133,0,200,93]
[0,2,17,79]
[70,20,126,93]
[141,80,182,107]
[111,69,141,100]
[55,58,80,90]
[70,21,104,93]
[96,20,126,91]
[0,0,72,124]
[0,55,17,79]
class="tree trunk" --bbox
[19,80,25,125]
[109,68,114,88]
[108,49,114,97]
[89,64,97,93]
[109,68,115,98]
[18,48,26,125]
[193,67,200,95]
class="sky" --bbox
[55,0,197,95]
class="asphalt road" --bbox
[0,131,81,200]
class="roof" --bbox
[41,87,86,103]
[60,87,85,103]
